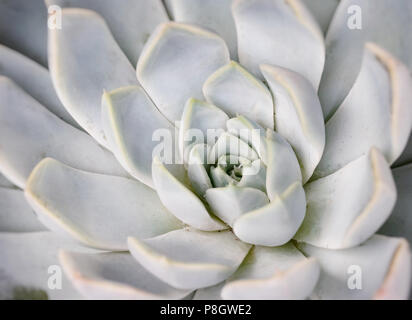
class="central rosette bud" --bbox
[212,154,253,184]
[152,98,306,247]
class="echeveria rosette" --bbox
[0,0,412,300]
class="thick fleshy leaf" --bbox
[46,0,169,66]
[203,61,274,129]
[226,116,265,159]
[221,243,320,300]
[261,64,325,183]
[0,232,96,300]
[0,188,46,233]
[301,0,340,33]
[237,160,267,192]
[233,181,306,246]
[59,250,191,300]
[380,164,412,245]
[128,229,251,289]
[319,0,412,119]
[49,8,138,147]
[0,44,76,126]
[205,186,269,226]
[102,86,174,188]
[25,158,183,251]
[0,0,48,66]
[210,166,236,188]
[187,144,213,198]
[264,131,302,200]
[295,148,396,249]
[187,164,212,198]
[165,0,237,59]
[0,77,127,188]
[179,98,229,163]
[316,44,412,178]
[209,132,259,163]
[152,157,226,231]
[137,22,230,122]
[297,235,411,300]
[232,0,325,89]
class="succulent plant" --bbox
[1,0,412,300]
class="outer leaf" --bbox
[232,0,325,89]
[297,235,411,300]
[128,229,251,290]
[0,77,126,188]
[315,43,412,178]
[25,158,183,250]
[0,44,76,126]
[49,8,138,147]
[46,0,169,66]
[0,188,46,233]
[59,250,191,300]
[137,22,230,122]
[221,243,319,300]
[319,0,412,119]
[0,232,95,300]
[165,0,238,59]
[295,148,396,249]
[0,0,48,66]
